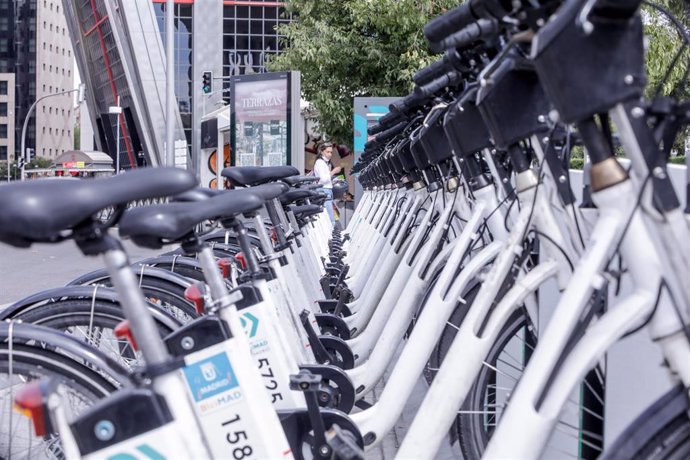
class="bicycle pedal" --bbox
[289,369,323,393]
[326,424,365,460]
[354,399,372,410]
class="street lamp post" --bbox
[109,96,122,174]
[20,85,85,181]
[165,0,174,167]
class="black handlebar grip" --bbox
[370,110,403,133]
[375,121,408,144]
[424,2,476,44]
[367,124,386,136]
[413,59,448,86]
[430,18,499,53]
[390,90,427,114]
[417,71,461,97]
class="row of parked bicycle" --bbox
[1,0,690,458]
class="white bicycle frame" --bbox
[397,158,582,457]
[482,171,690,458]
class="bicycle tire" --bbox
[7,299,175,369]
[147,262,206,282]
[0,343,118,459]
[602,384,690,460]
[79,275,197,322]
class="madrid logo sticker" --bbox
[183,353,239,402]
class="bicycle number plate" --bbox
[181,341,293,458]
[238,301,306,409]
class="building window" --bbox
[0,39,8,53]
[49,128,52,134]
[42,106,45,113]
[0,124,7,138]
[0,81,6,95]
[0,16,9,32]
[42,127,45,134]
[0,102,6,116]
[49,107,52,114]
[0,146,7,161]
[50,24,53,32]
[68,50,71,57]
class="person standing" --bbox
[313,142,342,224]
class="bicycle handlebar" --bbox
[413,59,448,86]
[424,2,476,44]
[367,110,404,135]
[430,18,499,53]
[376,121,408,144]
[390,70,460,114]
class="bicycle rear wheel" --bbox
[7,299,175,369]
[0,343,118,459]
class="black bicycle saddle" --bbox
[0,167,197,248]
[222,166,300,187]
[119,188,264,249]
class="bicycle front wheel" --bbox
[602,384,690,460]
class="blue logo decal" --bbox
[240,312,259,338]
[183,353,239,402]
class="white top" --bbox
[314,157,332,189]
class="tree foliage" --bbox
[643,1,689,98]
[643,0,689,154]
[0,157,55,181]
[268,0,458,145]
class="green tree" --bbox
[0,162,19,181]
[28,156,55,169]
[268,0,458,145]
[643,0,690,155]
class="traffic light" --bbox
[202,71,213,94]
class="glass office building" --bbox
[152,0,291,148]
[1,0,75,164]
[63,0,290,169]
